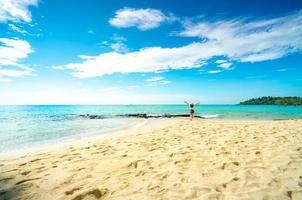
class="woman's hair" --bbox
[190,104,194,108]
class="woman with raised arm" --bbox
[184,101,200,121]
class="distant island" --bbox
[240,96,302,105]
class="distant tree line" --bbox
[240,96,302,105]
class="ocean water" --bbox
[0,105,301,153]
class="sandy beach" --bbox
[1,119,302,200]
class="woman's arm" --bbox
[184,100,189,105]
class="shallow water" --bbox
[0,105,301,153]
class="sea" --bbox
[0,105,301,154]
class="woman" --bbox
[184,101,200,121]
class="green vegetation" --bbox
[240,96,302,105]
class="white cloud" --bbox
[146,76,164,82]
[0,69,32,77]
[110,42,128,53]
[0,38,34,66]
[111,34,126,42]
[101,34,129,53]
[8,24,28,34]
[0,38,34,80]
[146,83,157,87]
[63,42,210,78]
[214,60,227,64]
[145,76,171,87]
[109,8,171,30]
[0,0,38,23]
[218,62,232,69]
[59,10,302,78]
[147,80,171,87]
[51,65,64,70]
[207,70,222,74]
[178,10,302,62]
[160,80,171,85]
[213,60,233,70]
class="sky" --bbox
[0,0,301,105]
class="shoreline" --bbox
[0,117,291,159]
[1,117,301,160]
[0,117,163,160]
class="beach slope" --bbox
[1,119,302,200]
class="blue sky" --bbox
[0,0,301,104]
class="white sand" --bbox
[0,119,302,200]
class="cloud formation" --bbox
[8,24,28,34]
[218,62,232,69]
[207,70,222,74]
[0,38,34,81]
[109,8,171,30]
[146,76,164,82]
[60,9,302,78]
[0,0,38,23]
[51,65,64,70]
[101,34,129,53]
[0,38,33,66]
[64,42,209,78]
[214,60,227,64]
[179,10,302,62]
[145,76,171,87]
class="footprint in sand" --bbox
[29,158,41,163]
[59,154,69,158]
[221,161,240,170]
[127,159,150,169]
[65,187,82,195]
[15,177,41,185]
[153,172,169,181]
[19,162,27,166]
[135,170,146,177]
[288,190,302,200]
[76,167,85,171]
[119,181,130,189]
[70,188,108,200]
[21,171,31,176]
[174,158,191,166]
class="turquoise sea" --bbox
[0,105,301,153]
